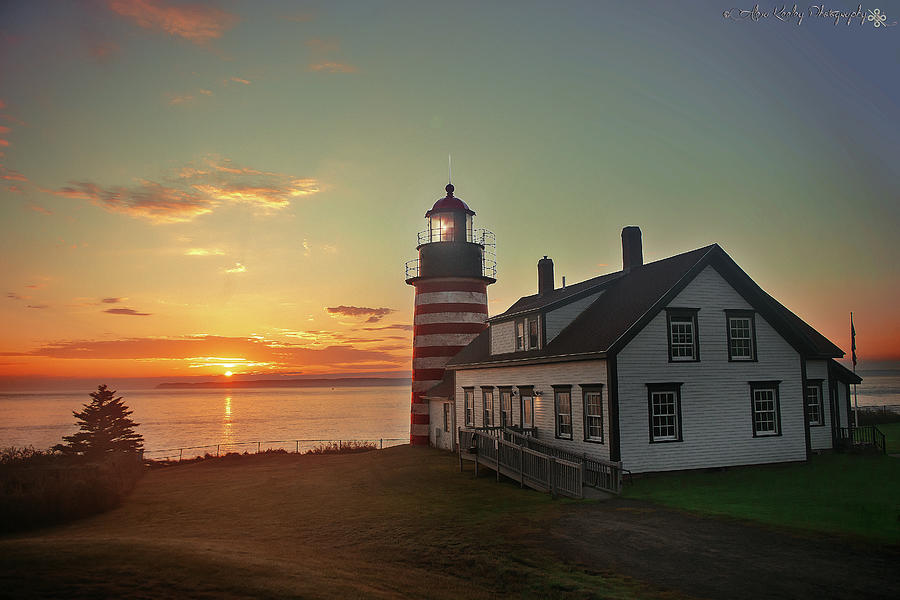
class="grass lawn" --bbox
[878,422,900,454]
[0,446,668,599]
[624,453,900,544]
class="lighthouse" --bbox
[405,183,496,445]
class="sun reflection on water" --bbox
[222,395,234,448]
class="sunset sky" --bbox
[1,1,897,387]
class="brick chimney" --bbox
[538,256,554,295]
[622,226,643,272]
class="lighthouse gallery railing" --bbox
[405,229,497,279]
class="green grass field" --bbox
[624,453,900,543]
[878,422,900,454]
[0,447,662,600]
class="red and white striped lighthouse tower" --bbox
[405,183,496,445]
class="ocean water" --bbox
[0,385,410,459]
[2,372,896,460]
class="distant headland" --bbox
[155,377,411,389]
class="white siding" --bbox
[545,292,604,342]
[429,400,454,451]
[837,382,850,429]
[617,265,807,473]
[490,320,516,355]
[807,359,833,450]
[455,360,610,461]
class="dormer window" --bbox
[515,315,541,351]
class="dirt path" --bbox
[540,498,900,600]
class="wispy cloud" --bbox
[26,304,49,309]
[26,203,51,215]
[6,334,405,373]
[56,181,213,224]
[227,76,250,85]
[55,157,320,224]
[306,38,357,73]
[1,166,28,182]
[7,292,23,300]
[168,93,196,105]
[308,62,357,73]
[362,324,413,332]
[104,307,151,316]
[185,248,224,256]
[106,0,239,44]
[101,297,123,304]
[326,305,395,323]
[225,262,246,273]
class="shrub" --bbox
[304,441,377,455]
[0,447,144,533]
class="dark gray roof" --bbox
[448,244,844,369]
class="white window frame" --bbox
[667,309,699,362]
[514,316,541,351]
[806,381,824,426]
[554,388,572,439]
[726,311,756,361]
[648,384,682,443]
[482,388,494,427]
[583,386,604,443]
[464,388,475,427]
[499,389,512,427]
[751,382,781,437]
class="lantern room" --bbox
[405,183,496,283]
[424,184,474,243]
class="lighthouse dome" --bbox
[425,184,475,217]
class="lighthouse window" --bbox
[464,388,474,427]
[428,213,455,242]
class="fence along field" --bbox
[142,437,408,461]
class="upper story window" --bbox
[726,310,757,361]
[750,381,781,437]
[806,380,824,426]
[463,388,475,427]
[666,308,700,362]
[515,315,541,351]
[647,383,683,443]
[554,386,573,439]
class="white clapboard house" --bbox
[427,227,861,477]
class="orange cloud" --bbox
[55,157,320,224]
[1,166,28,181]
[56,181,213,224]
[107,0,239,44]
[326,306,395,323]
[2,335,406,377]
[309,62,357,73]
[168,93,195,105]
[104,307,151,316]
[228,76,250,85]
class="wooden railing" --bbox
[500,428,624,494]
[837,425,887,455]
[459,428,583,498]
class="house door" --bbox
[521,393,534,429]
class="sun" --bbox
[224,371,233,377]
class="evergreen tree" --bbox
[55,385,144,457]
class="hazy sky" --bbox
[1,1,897,384]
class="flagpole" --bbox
[851,311,859,429]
